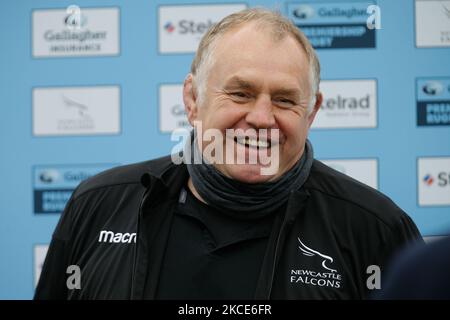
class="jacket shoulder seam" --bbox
[73,181,142,202]
[306,185,397,231]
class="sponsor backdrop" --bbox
[0,0,449,299]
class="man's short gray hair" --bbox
[190,7,321,112]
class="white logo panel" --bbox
[320,158,378,189]
[415,0,450,47]
[159,84,190,132]
[32,7,120,57]
[34,244,49,288]
[313,79,377,129]
[33,86,121,136]
[159,4,247,53]
[418,157,450,206]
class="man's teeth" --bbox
[236,137,270,148]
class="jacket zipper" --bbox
[130,184,152,299]
[265,190,306,298]
[266,215,292,298]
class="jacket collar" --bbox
[140,155,190,198]
[140,154,311,218]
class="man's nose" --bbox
[245,95,276,128]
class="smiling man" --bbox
[35,8,422,300]
[182,19,316,184]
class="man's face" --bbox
[184,23,321,183]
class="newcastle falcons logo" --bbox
[442,2,450,19]
[298,237,337,273]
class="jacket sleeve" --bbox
[390,212,424,248]
[370,211,424,297]
[34,198,77,300]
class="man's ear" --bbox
[183,74,199,125]
[307,92,323,128]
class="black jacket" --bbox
[35,156,422,299]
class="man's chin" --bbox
[217,164,278,184]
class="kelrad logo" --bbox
[422,81,444,96]
[313,79,377,129]
[423,174,434,186]
[321,94,370,110]
[290,237,342,288]
[293,5,315,19]
[164,22,175,33]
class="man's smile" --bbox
[234,136,271,149]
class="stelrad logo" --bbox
[312,79,377,129]
[423,174,434,186]
[164,22,176,33]
[158,4,247,53]
[418,157,450,206]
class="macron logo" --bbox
[98,230,136,244]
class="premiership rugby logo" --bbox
[290,237,342,288]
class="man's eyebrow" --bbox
[224,77,255,90]
[272,88,302,97]
[224,76,304,97]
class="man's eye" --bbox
[274,98,296,107]
[231,92,249,98]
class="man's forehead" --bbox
[218,22,285,45]
[206,22,310,92]
[213,22,306,63]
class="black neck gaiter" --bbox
[184,130,314,216]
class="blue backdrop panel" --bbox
[0,0,449,299]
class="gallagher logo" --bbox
[293,5,315,20]
[164,22,175,33]
[422,81,445,96]
[423,174,434,186]
[39,170,60,184]
[64,5,87,30]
